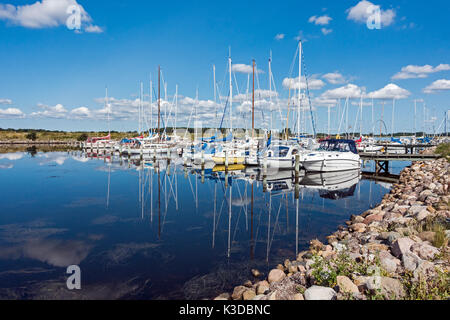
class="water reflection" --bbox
[0,150,398,299]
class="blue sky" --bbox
[0,0,449,134]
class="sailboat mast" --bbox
[158,66,161,141]
[175,84,178,136]
[392,98,395,138]
[229,51,233,134]
[138,82,141,135]
[252,59,255,139]
[150,76,153,134]
[298,40,302,138]
[105,86,110,137]
[269,53,273,133]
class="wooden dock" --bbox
[360,153,440,162]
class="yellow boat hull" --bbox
[213,164,246,172]
[212,157,245,165]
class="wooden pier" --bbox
[375,143,436,154]
[360,152,439,174]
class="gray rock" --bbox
[402,252,422,272]
[407,205,428,216]
[416,209,430,222]
[413,261,437,281]
[391,237,415,258]
[365,276,405,299]
[411,242,440,260]
[304,286,337,300]
[379,251,400,274]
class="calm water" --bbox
[0,149,409,300]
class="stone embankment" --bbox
[216,158,449,300]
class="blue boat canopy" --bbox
[319,139,358,154]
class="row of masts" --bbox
[102,41,444,141]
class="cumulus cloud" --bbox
[423,79,450,94]
[0,107,25,119]
[274,33,285,40]
[309,15,332,25]
[282,76,326,91]
[0,98,12,105]
[313,97,339,107]
[0,0,102,33]
[70,106,91,119]
[347,0,396,27]
[323,72,347,85]
[321,84,365,99]
[367,83,411,99]
[30,103,68,118]
[232,64,264,74]
[321,28,333,35]
[392,64,450,80]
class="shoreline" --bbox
[216,155,449,301]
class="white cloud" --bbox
[321,28,333,35]
[0,0,102,33]
[423,79,450,94]
[232,64,264,74]
[321,84,365,99]
[392,64,450,80]
[313,97,338,107]
[0,107,24,119]
[234,89,278,101]
[0,98,12,105]
[30,103,68,118]
[275,33,285,40]
[309,15,332,26]
[323,72,347,85]
[70,106,91,119]
[282,76,326,91]
[347,0,396,27]
[84,24,103,33]
[367,83,410,99]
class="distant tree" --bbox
[77,133,88,141]
[26,132,37,141]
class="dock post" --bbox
[225,151,229,172]
[295,154,300,184]
[201,150,205,171]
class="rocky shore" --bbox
[215,157,450,300]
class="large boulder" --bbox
[378,251,400,274]
[304,286,337,300]
[231,286,247,300]
[336,276,359,294]
[411,242,440,260]
[256,280,270,295]
[365,276,405,299]
[268,269,286,284]
[391,237,415,258]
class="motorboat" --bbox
[302,139,361,172]
[259,143,303,170]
